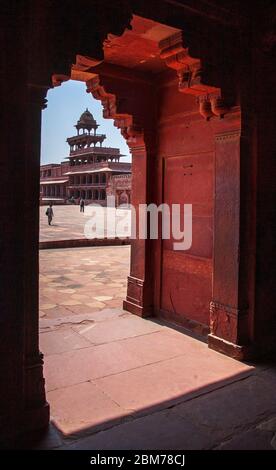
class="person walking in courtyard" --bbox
[46,202,54,225]
[80,197,85,213]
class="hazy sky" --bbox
[41,80,131,165]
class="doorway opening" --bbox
[37,13,246,440]
[39,80,133,435]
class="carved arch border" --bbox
[52,57,145,153]
[158,31,229,121]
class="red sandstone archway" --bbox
[49,14,251,358]
[4,1,273,447]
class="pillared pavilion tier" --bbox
[67,146,123,165]
[40,109,131,205]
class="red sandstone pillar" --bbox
[123,133,153,317]
[208,128,256,359]
[23,84,49,429]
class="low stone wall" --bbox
[40,199,66,206]
[39,237,130,250]
[40,199,107,206]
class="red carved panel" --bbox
[126,276,144,306]
[210,301,239,343]
[213,131,241,307]
[162,152,214,258]
[161,251,212,326]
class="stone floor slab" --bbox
[171,372,276,447]
[39,246,129,318]
[72,315,163,345]
[40,206,131,242]
[40,328,92,356]
[38,245,275,450]
[48,382,125,436]
[93,349,253,414]
[216,428,275,450]
[44,341,149,391]
[61,408,211,450]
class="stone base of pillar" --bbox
[123,299,152,317]
[208,334,252,361]
[22,402,50,434]
[22,352,50,436]
[1,402,50,448]
[123,275,152,318]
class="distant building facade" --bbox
[106,174,132,206]
[40,109,131,205]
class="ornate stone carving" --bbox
[177,63,202,91]
[86,75,144,150]
[52,74,70,88]
[159,31,229,120]
[160,31,211,95]
[210,97,229,118]
[215,130,241,142]
[126,276,144,305]
[27,84,49,110]
[210,301,248,343]
[123,275,152,317]
[24,352,47,409]
[198,96,214,121]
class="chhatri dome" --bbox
[75,108,98,134]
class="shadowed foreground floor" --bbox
[36,246,276,450]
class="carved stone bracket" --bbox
[28,84,49,110]
[198,95,229,120]
[86,75,144,150]
[159,31,229,120]
[52,54,103,88]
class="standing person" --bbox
[46,202,54,225]
[80,197,85,213]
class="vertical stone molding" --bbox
[23,84,50,431]
[86,73,153,317]
[123,136,153,317]
[208,130,252,359]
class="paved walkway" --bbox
[37,246,276,450]
[39,246,130,319]
[40,205,131,242]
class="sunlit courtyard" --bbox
[37,244,276,450]
[40,205,131,242]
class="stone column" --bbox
[22,84,49,431]
[1,79,26,446]
[208,128,256,360]
[123,132,153,317]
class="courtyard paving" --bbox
[40,205,131,242]
[39,246,130,319]
[38,246,276,450]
